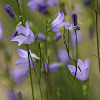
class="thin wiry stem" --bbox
[95,0,100,72]
[26,44,35,100]
[30,54,43,100]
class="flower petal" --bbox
[54,32,62,41]
[76,68,89,81]
[77,59,85,71]
[84,58,90,69]
[16,58,28,66]
[52,22,70,32]
[18,49,28,58]
[51,11,64,28]
[25,20,30,30]
[16,25,29,36]
[68,64,76,76]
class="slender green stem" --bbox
[16,0,24,24]
[26,44,34,100]
[75,30,78,74]
[69,31,78,100]
[95,0,100,72]
[30,54,43,100]
[38,41,42,80]
[45,74,49,100]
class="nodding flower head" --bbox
[71,13,77,26]
[11,20,35,46]
[4,4,16,19]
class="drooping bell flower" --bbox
[11,20,35,46]
[4,4,16,19]
[68,58,90,81]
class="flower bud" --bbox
[4,4,16,19]
[71,13,77,26]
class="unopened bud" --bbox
[4,4,16,19]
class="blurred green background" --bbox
[0,0,100,100]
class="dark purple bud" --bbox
[4,4,16,19]
[8,31,18,40]
[37,3,48,14]
[71,13,77,26]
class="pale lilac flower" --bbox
[37,32,45,41]
[68,58,90,81]
[27,0,48,14]
[16,48,39,67]
[48,0,59,6]
[10,66,29,84]
[57,48,72,65]
[0,22,3,41]
[4,4,16,19]
[51,12,79,34]
[11,20,35,46]
[43,62,63,73]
